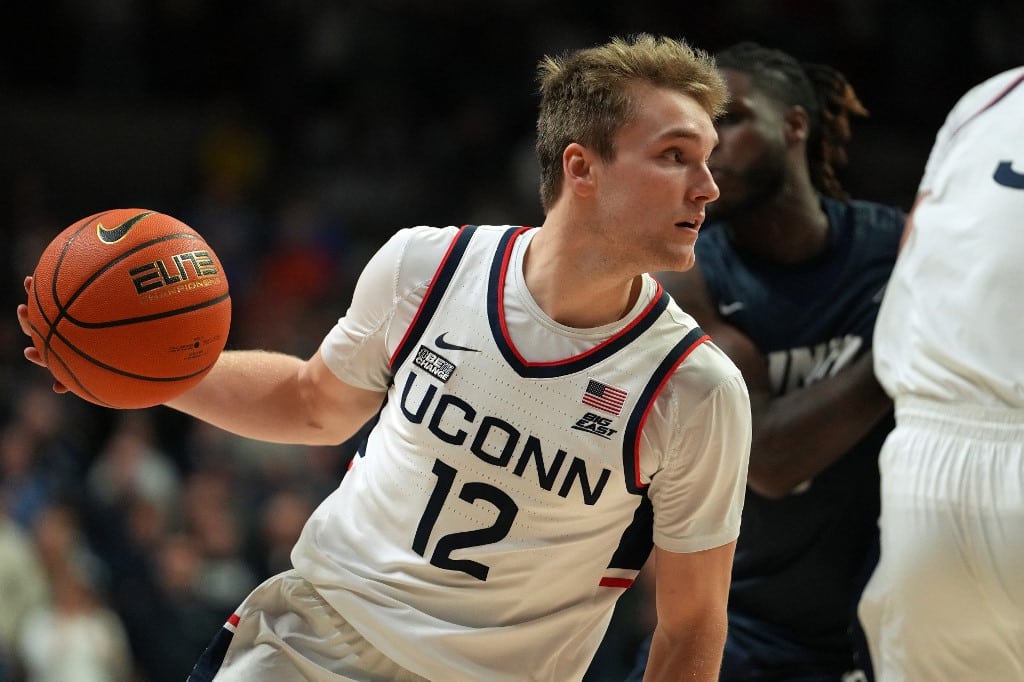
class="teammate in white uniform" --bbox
[19,35,751,681]
[858,66,1024,681]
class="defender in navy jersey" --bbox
[20,35,751,681]
[627,43,902,682]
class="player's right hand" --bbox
[19,276,69,394]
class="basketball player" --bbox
[858,66,1024,681]
[626,42,903,681]
[18,35,752,681]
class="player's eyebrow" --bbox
[659,126,718,148]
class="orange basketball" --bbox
[26,209,231,409]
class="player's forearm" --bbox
[166,349,334,444]
[747,350,892,497]
[642,617,726,681]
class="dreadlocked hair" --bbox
[716,42,868,200]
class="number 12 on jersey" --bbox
[412,459,519,580]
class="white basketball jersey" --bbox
[293,225,748,681]
[874,66,1024,408]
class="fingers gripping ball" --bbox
[26,209,231,409]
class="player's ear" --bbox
[563,142,597,197]
[784,105,810,146]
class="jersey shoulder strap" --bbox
[389,225,479,372]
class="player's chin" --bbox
[658,247,696,273]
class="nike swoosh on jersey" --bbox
[434,333,480,352]
[96,211,154,244]
[718,300,745,316]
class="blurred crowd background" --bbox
[1,2,1021,680]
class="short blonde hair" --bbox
[535,34,727,211]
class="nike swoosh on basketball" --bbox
[718,300,745,316]
[435,333,480,352]
[96,211,154,244]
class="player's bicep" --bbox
[653,540,735,630]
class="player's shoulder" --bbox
[662,343,749,425]
[392,224,527,285]
[400,224,523,250]
[825,196,906,250]
[391,224,472,270]
[676,337,745,390]
[934,66,1024,141]
[960,66,1024,110]
[396,224,462,249]
[660,303,746,397]
[826,194,904,225]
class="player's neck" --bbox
[726,180,830,265]
[522,226,642,329]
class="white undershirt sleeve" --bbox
[319,225,459,391]
[648,371,751,553]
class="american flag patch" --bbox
[582,379,627,415]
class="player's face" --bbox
[594,83,720,273]
[707,68,788,219]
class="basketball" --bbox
[25,209,232,409]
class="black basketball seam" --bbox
[25,315,51,367]
[44,343,116,408]
[33,211,225,406]
[39,212,104,364]
[56,231,213,320]
[65,293,230,329]
[33,279,56,366]
[44,324,218,382]
[38,207,117,406]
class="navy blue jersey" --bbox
[697,196,903,677]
